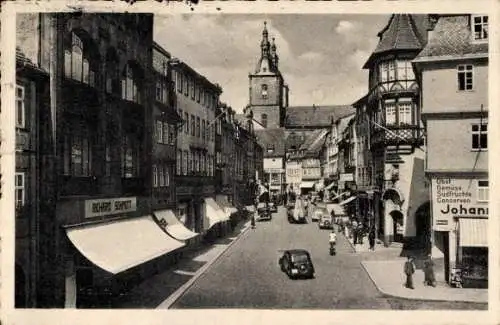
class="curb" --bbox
[360,261,488,304]
[157,220,252,309]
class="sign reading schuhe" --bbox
[432,178,488,231]
[85,197,137,218]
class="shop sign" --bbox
[432,178,488,231]
[340,173,353,182]
[85,197,137,218]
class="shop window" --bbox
[15,85,25,128]
[471,123,487,151]
[477,180,489,202]
[15,172,25,208]
[458,65,473,91]
[472,15,488,41]
[398,101,412,125]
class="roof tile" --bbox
[285,105,355,128]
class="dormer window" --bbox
[266,144,275,153]
[261,84,268,99]
[472,15,488,41]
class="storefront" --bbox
[154,209,199,243]
[61,196,185,308]
[431,177,489,286]
[203,197,230,241]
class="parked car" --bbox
[278,249,315,279]
[318,214,333,229]
[269,201,278,213]
[311,205,328,222]
[256,202,272,221]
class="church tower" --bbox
[249,22,288,129]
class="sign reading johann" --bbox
[432,178,488,231]
[85,197,137,218]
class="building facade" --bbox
[361,14,429,247]
[170,57,230,240]
[414,14,488,286]
[14,13,188,308]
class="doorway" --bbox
[415,201,431,253]
[390,210,404,243]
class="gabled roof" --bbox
[285,105,355,128]
[363,14,428,68]
[414,15,488,61]
[304,129,329,156]
[255,128,286,157]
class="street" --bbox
[171,206,391,309]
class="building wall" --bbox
[426,118,488,172]
[421,60,488,115]
[249,74,282,128]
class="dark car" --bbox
[269,201,278,213]
[278,249,315,279]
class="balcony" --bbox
[367,79,419,103]
[370,124,424,149]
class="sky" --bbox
[154,14,390,113]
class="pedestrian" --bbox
[369,229,376,251]
[423,255,436,287]
[404,256,416,289]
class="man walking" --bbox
[423,255,436,287]
[368,228,376,251]
[404,256,416,289]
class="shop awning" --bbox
[204,198,228,229]
[216,195,238,215]
[300,181,315,188]
[339,196,357,206]
[459,218,488,247]
[154,210,198,241]
[66,216,185,274]
[324,182,336,191]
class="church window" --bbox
[261,113,268,128]
[261,84,268,99]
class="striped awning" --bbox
[459,218,488,247]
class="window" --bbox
[200,153,205,173]
[261,114,268,128]
[169,123,175,145]
[105,145,111,177]
[379,61,396,82]
[159,165,165,186]
[177,72,182,93]
[15,173,25,208]
[385,102,396,125]
[194,151,199,172]
[191,80,195,100]
[105,50,119,94]
[196,84,201,102]
[176,150,182,175]
[201,89,205,106]
[122,135,140,178]
[184,112,189,134]
[472,123,487,150]
[15,85,25,128]
[162,122,169,144]
[183,150,188,175]
[184,76,189,96]
[153,165,158,188]
[473,15,488,41]
[398,101,412,125]
[261,84,268,99]
[196,117,201,138]
[155,81,162,102]
[477,180,489,202]
[188,151,193,173]
[63,127,92,177]
[191,115,195,136]
[458,65,473,91]
[65,32,96,86]
[202,120,206,140]
[121,64,142,103]
[164,165,170,186]
[396,60,415,80]
[156,120,163,144]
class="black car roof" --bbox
[287,249,310,255]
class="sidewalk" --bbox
[110,219,252,309]
[344,230,488,303]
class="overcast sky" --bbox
[154,14,390,113]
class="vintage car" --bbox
[256,202,272,221]
[278,249,315,279]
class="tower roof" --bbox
[363,14,428,68]
[254,21,280,74]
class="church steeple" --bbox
[261,21,271,58]
[271,37,279,68]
